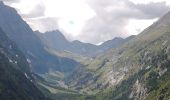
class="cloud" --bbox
[0,0,20,3]
[26,17,59,32]
[4,0,170,44]
[22,3,45,18]
[77,0,170,44]
[126,1,170,19]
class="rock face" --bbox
[0,27,30,77]
[0,2,79,74]
[0,27,50,100]
[129,79,147,100]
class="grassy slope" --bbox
[95,12,170,100]
[65,12,170,99]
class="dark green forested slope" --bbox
[0,53,49,100]
[0,28,50,100]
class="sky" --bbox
[2,0,170,44]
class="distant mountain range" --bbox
[36,30,135,57]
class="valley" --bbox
[0,1,170,100]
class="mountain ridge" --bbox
[36,30,135,57]
[0,2,80,74]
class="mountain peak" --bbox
[72,40,82,44]
[44,30,67,41]
[113,37,123,40]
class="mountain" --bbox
[98,35,135,52]
[1,1,170,100]
[36,30,70,51]
[36,30,134,57]
[35,30,98,56]
[69,11,170,99]
[0,27,50,100]
[0,2,79,74]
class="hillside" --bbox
[0,27,50,100]
[68,11,170,99]
[0,1,170,100]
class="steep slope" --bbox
[67,11,170,96]
[0,28,30,75]
[100,11,170,100]
[0,2,78,74]
[94,31,170,100]
[0,28,50,100]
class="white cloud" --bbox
[11,0,41,14]
[42,0,96,38]
[76,0,169,44]
[125,18,158,35]
[9,0,96,39]
[26,17,59,32]
[3,0,170,44]
[129,0,170,5]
